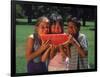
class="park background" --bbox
[15,1,97,73]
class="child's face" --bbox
[37,21,49,35]
[67,22,79,36]
[51,22,62,34]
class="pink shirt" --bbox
[48,51,67,68]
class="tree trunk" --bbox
[28,15,32,23]
[83,18,86,26]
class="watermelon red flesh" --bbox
[40,34,69,45]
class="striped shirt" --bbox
[69,33,88,70]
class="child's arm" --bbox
[41,46,51,62]
[49,45,57,59]
[59,45,68,58]
[71,37,87,58]
[62,39,71,58]
[63,45,71,58]
[26,37,50,62]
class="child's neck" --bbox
[74,32,79,40]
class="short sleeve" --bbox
[29,34,34,39]
[78,33,88,51]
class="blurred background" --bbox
[15,1,97,73]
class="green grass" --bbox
[16,25,34,73]
[80,25,95,68]
[16,21,96,73]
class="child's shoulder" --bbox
[79,33,86,38]
[78,33,87,40]
[28,34,34,39]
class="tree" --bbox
[24,4,32,23]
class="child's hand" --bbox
[50,44,57,52]
[68,35,80,47]
[68,34,75,44]
[62,34,73,45]
[40,40,50,51]
[59,44,71,58]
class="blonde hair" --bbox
[35,16,49,27]
[34,16,49,33]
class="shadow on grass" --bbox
[16,21,36,25]
[89,28,95,31]
[82,25,90,27]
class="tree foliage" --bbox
[16,3,97,26]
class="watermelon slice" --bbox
[40,34,69,45]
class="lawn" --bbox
[16,21,96,73]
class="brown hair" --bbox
[49,13,64,33]
[67,16,81,30]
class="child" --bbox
[26,16,50,74]
[46,13,69,71]
[64,16,88,70]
